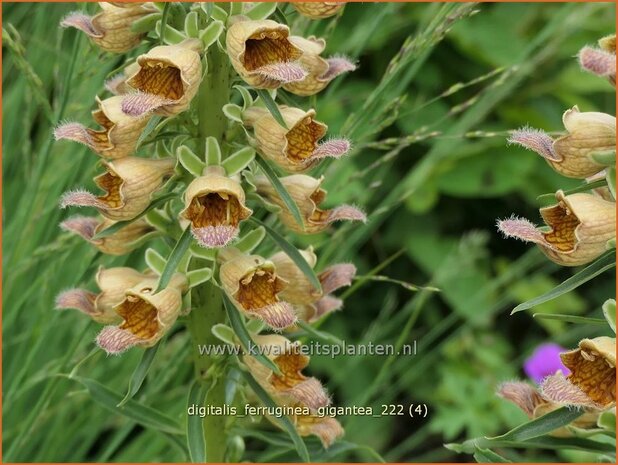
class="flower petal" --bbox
[322,56,357,81]
[121,92,174,117]
[54,122,96,149]
[326,205,366,224]
[247,301,297,330]
[496,216,545,244]
[314,296,343,319]
[312,138,351,159]
[55,289,97,315]
[579,47,616,77]
[497,381,546,418]
[540,373,600,408]
[60,12,103,38]
[96,326,142,355]
[254,62,307,84]
[192,225,239,249]
[286,377,330,410]
[60,189,107,210]
[105,73,127,95]
[508,127,560,161]
[319,264,356,295]
[60,215,99,241]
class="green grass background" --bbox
[3,2,616,462]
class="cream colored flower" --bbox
[180,166,252,248]
[509,107,615,178]
[122,39,203,117]
[219,249,297,329]
[60,3,157,53]
[54,96,149,159]
[498,191,616,266]
[60,215,155,256]
[226,19,307,89]
[55,267,149,324]
[243,334,330,410]
[60,157,176,221]
[105,62,141,95]
[294,2,345,19]
[270,248,355,322]
[283,36,356,96]
[96,273,188,354]
[243,106,350,173]
[541,337,616,409]
[294,412,344,448]
[255,174,366,234]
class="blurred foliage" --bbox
[2,2,615,463]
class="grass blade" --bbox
[490,407,583,442]
[532,314,607,325]
[254,89,288,129]
[156,226,193,293]
[187,381,206,463]
[239,370,310,462]
[118,342,161,407]
[254,156,304,228]
[473,447,512,463]
[248,217,321,292]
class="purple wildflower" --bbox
[523,343,570,384]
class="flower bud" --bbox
[541,337,616,409]
[219,249,297,329]
[123,39,202,117]
[60,215,155,255]
[243,334,330,410]
[226,19,307,89]
[243,106,350,173]
[255,174,366,234]
[180,166,252,248]
[283,36,356,96]
[497,191,616,266]
[55,267,149,324]
[60,3,157,53]
[96,273,188,354]
[509,107,615,178]
[54,96,149,159]
[60,157,176,221]
[270,248,355,322]
[294,2,345,19]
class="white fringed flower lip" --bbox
[497,190,616,266]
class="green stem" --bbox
[187,41,231,463]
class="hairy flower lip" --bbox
[579,46,616,79]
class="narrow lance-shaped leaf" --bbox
[222,147,255,176]
[118,342,161,407]
[145,248,167,275]
[187,381,207,463]
[254,89,288,129]
[205,136,222,166]
[156,226,193,293]
[177,146,206,177]
[532,313,607,325]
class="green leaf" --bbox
[221,293,281,375]
[234,85,254,110]
[254,89,288,129]
[245,2,278,20]
[118,343,161,407]
[187,267,213,288]
[66,375,183,435]
[297,321,345,347]
[93,193,178,240]
[210,5,228,22]
[199,20,224,49]
[137,116,163,148]
[239,370,310,462]
[532,313,607,325]
[602,298,616,333]
[446,435,615,455]
[184,11,199,38]
[235,226,265,253]
[187,381,206,462]
[536,179,607,203]
[190,243,217,260]
[606,167,616,199]
[511,251,616,313]
[490,407,583,442]
[131,13,162,34]
[211,323,236,346]
[597,409,616,433]
[473,447,511,463]
[248,217,322,293]
[222,103,243,123]
[254,156,304,228]
[157,23,186,45]
[590,149,616,166]
[156,226,193,293]
[145,248,167,275]
[245,318,265,334]
[222,147,255,176]
[205,136,222,166]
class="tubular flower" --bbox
[60,157,176,222]
[283,36,356,96]
[243,106,350,173]
[255,174,366,234]
[497,191,616,267]
[498,381,599,436]
[243,334,330,410]
[105,62,141,95]
[294,412,344,448]
[96,273,188,354]
[60,3,157,53]
[122,39,203,117]
[60,215,155,256]
[226,19,307,89]
[180,166,252,248]
[219,249,297,329]
[55,267,149,324]
[509,107,615,179]
[541,337,616,409]
[579,34,616,86]
[293,2,345,19]
[54,96,149,159]
[270,248,355,322]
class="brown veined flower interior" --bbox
[186,192,243,228]
[562,349,616,406]
[270,351,308,391]
[236,268,283,310]
[243,31,302,71]
[116,293,159,340]
[89,109,115,149]
[131,61,184,100]
[96,170,124,208]
[286,116,325,161]
[542,202,579,252]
